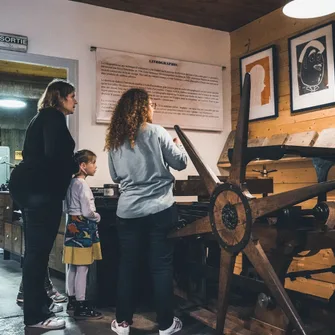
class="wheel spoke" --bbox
[174,125,220,195]
[216,249,235,334]
[244,240,309,335]
[246,180,335,219]
[228,73,251,186]
[168,215,212,238]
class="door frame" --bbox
[0,50,79,145]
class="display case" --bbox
[0,191,66,274]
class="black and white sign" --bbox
[0,33,28,53]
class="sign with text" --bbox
[96,48,223,131]
[0,33,28,53]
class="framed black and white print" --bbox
[288,22,335,113]
[240,45,278,121]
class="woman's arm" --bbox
[159,127,187,171]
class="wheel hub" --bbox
[209,182,252,254]
[222,204,238,230]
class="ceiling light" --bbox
[283,0,335,19]
[0,99,27,108]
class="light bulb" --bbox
[0,99,27,108]
[283,0,335,19]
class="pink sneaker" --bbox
[159,317,182,335]
[111,319,130,335]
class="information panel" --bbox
[96,48,223,131]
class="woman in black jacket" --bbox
[9,79,79,330]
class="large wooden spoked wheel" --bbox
[170,73,335,335]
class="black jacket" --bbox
[9,107,78,200]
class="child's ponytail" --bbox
[73,149,96,177]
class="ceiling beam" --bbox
[71,0,286,32]
[0,60,67,79]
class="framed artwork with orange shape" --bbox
[240,45,278,121]
[288,22,335,114]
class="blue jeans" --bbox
[115,204,177,330]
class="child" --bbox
[63,149,103,319]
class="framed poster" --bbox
[288,22,335,113]
[240,45,278,121]
[96,48,224,131]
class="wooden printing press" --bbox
[169,73,335,335]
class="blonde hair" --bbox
[38,79,75,111]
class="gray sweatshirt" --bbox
[108,123,187,219]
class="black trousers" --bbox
[11,192,62,325]
[116,204,177,330]
[19,267,54,293]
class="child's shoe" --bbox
[74,301,103,320]
[16,291,24,303]
[49,302,64,313]
[67,296,76,313]
[111,320,130,335]
[159,317,182,335]
[47,288,67,303]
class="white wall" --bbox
[1,0,231,187]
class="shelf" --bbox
[218,156,312,168]
[218,145,335,169]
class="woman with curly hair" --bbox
[105,88,187,335]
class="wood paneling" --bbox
[71,0,286,32]
[11,224,22,255]
[231,9,335,137]
[0,60,67,79]
[230,9,335,300]
[49,233,65,274]
[4,222,11,251]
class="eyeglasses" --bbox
[149,102,157,109]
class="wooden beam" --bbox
[71,0,285,32]
[188,307,256,335]
[174,177,273,196]
[0,60,67,79]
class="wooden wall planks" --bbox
[230,9,335,137]
[230,8,335,300]
[0,60,67,79]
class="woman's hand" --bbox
[173,137,181,145]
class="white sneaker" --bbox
[49,302,63,313]
[47,289,68,303]
[159,317,182,335]
[27,317,65,329]
[111,319,130,335]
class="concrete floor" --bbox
[0,256,216,335]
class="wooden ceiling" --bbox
[0,60,67,100]
[71,0,286,32]
[0,61,67,79]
